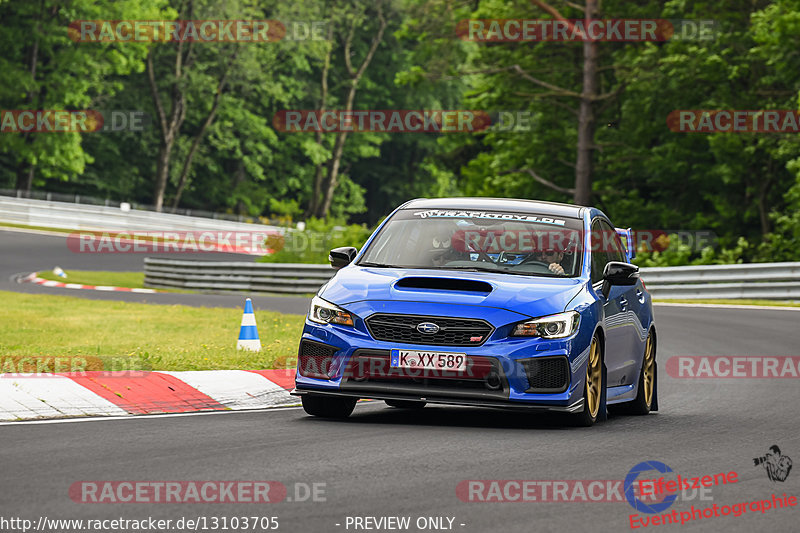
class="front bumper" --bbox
[293,313,593,410]
[291,388,585,413]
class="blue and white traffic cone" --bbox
[53,266,67,278]
[236,298,261,351]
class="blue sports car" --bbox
[292,198,657,426]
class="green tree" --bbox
[0,0,170,191]
[306,0,388,218]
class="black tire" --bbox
[384,399,427,409]
[301,395,357,418]
[572,333,605,427]
[617,329,656,416]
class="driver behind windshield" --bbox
[535,248,567,275]
[428,224,465,267]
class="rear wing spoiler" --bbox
[615,227,636,262]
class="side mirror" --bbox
[329,246,358,269]
[602,261,639,298]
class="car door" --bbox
[591,220,621,382]
[598,219,642,386]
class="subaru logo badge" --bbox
[416,322,440,334]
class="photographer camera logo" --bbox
[754,445,792,482]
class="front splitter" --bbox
[292,388,584,413]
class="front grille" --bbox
[520,356,569,393]
[365,314,493,346]
[297,340,336,379]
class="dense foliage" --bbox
[1,0,798,263]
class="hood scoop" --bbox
[394,277,493,293]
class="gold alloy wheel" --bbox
[586,337,602,418]
[642,333,655,408]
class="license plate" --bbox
[390,349,467,371]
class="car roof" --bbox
[400,197,587,219]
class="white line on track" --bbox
[0,403,305,426]
[0,399,383,427]
[654,302,800,312]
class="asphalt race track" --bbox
[0,229,311,314]
[2,228,799,532]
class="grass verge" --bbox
[37,269,146,289]
[654,299,800,308]
[0,290,305,371]
[0,222,75,234]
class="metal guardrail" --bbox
[639,262,800,300]
[0,194,281,233]
[144,259,800,300]
[144,258,335,294]
[0,188,271,224]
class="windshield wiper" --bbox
[433,265,499,272]
[358,263,552,277]
[435,265,545,277]
[358,261,404,268]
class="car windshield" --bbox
[358,208,584,277]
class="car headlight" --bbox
[308,295,355,326]
[511,311,579,338]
